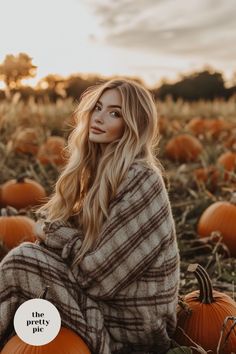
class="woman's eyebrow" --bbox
[97,100,122,109]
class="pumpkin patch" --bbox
[0,90,236,353]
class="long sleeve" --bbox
[35,219,83,260]
[76,163,179,300]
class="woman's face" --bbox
[89,89,125,148]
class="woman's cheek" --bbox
[113,123,125,137]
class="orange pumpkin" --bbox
[165,134,203,162]
[186,117,206,136]
[0,207,36,249]
[37,136,66,166]
[1,326,91,354]
[174,264,236,353]
[8,128,42,155]
[1,176,46,209]
[197,196,236,257]
[217,151,236,178]
[206,118,231,138]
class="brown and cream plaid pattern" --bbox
[0,162,180,354]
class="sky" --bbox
[0,0,236,89]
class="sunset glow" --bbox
[0,0,235,88]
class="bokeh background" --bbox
[1,0,236,99]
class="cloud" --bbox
[83,0,236,62]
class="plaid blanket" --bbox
[0,161,180,353]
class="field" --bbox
[0,94,236,352]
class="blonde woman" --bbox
[0,78,180,354]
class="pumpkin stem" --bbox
[187,264,214,304]
[38,285,50,299]
[17,173,29,183]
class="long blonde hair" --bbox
[36,78,163,265]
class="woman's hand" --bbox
[33,219,84,263]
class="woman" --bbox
[0,78,180,354]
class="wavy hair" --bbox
[36,78,163,266]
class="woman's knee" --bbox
[0,241,77,293]
[1,241,59,267]
[0,242,65,297]
[0,241,62,285]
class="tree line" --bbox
[0,53,236,101]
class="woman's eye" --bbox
[93,105,120,117]
[111,111,121,118]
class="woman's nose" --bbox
[94,111,105,122]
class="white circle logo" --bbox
[14,299,61,345]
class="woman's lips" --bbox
[90,127,105,133]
